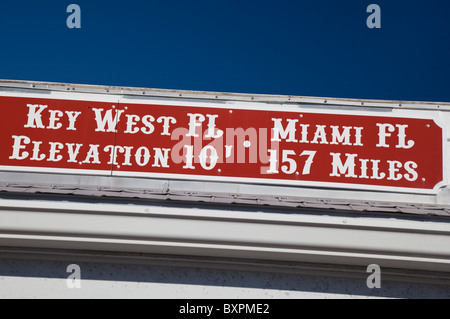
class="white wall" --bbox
[0,258,449,299]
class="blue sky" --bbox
[0,0,449,102]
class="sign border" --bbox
[0,92,446,195]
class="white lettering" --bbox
[66,143,83,163]
[9,135,30,160]
[30,141,45,161]
[82,144,101,164]
[186,113,205,137]
[47,110,63,130]
[135,147,151,166]
[404,161,418,181]
[24,105,47,129]
[157,116,177,136]
[387,160,402,181]
[47,142,64,162]
[104,145,118,165]
[205,114,223,139]
[65,111,82,131]
[359,159,370,179]
[121,146,134,166]
[199,146,218,170]
[152,148,170,167]
[370,159,386,180]
[299,124,310,143]
[311,125,328,144]
[395,124,415,149]
[330,126,352,146]
[354,127,364,146]
[92,108,124,132]
[376,123,395,148]
[141,115,155,134]
[271,118,298,142]
[124,114,140,134]
[183,145,195,169]
[330,153,358,178]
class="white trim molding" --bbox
[0,197,449,276]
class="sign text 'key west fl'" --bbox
[0,94,445,194]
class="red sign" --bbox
[0,94,445,194]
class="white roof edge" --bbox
[0,79,449,110]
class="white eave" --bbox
[1,79,450,110]
[0,196,450,282]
